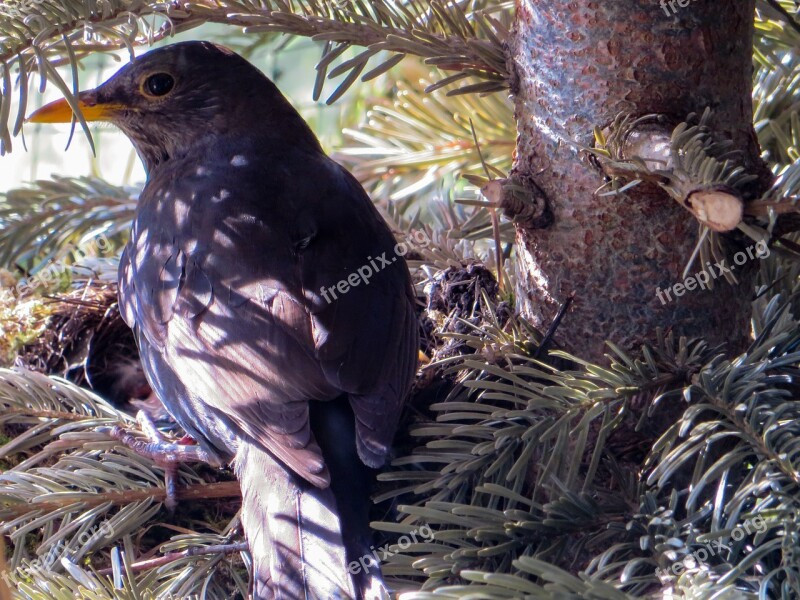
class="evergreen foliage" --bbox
[1,1,800,599]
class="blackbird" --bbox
[29,41,418,599]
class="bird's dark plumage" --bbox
[33,41,418,599]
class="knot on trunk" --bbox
[483,176,552,230]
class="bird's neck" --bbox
[135,112,322,174]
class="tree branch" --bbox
[0,480,241,521]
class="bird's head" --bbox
[28,41,317,170]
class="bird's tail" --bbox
[235,440,356,600]
[308,398,388,600]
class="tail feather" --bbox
[309,399,388,599]
[236,441,356,600]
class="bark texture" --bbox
[509,1,769,361]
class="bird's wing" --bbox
[301,165,419,467]
[120,149,334,486]
[120,146,416,484]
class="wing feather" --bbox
[119,143,417,485]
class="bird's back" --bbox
[119,133,417,483]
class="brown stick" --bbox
[0,480,241,521]
[96,542,249,576]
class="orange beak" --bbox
[27,93,124,123]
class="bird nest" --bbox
[4,280,149,411]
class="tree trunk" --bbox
[509,0,770,361]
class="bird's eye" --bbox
[143,73,175,97]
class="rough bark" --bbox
[509,1,770,361]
